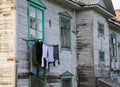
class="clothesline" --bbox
[20,37,58,46]
[19,37,60,76]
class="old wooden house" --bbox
[0,0,79,87]
[0,0,120,87]
[76,0,120,87]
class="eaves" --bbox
[108,19,120,31]
[79,4,115,18]
[55,0,82,9]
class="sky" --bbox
[111,0,120,10]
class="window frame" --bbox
[61,71,73,87]
[98,22,104,37]
[61,78,72,87]
[59,12,72,50]
[28,2,45,41]
[99,50,105,67]
[110,33,117,58]
[28,0,46,87]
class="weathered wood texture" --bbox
[76,10,94,87]
[76,9,111,87]
[93,11,110,80]
[0,0,16,87]
[16,0,77,87]
[16,0,29,86]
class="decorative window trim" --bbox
[28,0,46,9]
[61,71,73,87]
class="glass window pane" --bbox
[30,29,36,39]
[37,21,42,31]
[62,79,71,87]
[98,23,104,35]
[113,38,116,44]
[37,32,42,39]
[30,18,36,29]
[37,10,42,20]
[66,29,70,47]
[61,17,71,48]
[30,6,36,18]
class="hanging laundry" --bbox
[41,44,49,68]
[41,44,56,68]
[53,45,60,66]
[36,41,43,66]
[48,45,54,62]
[29,41,37,75]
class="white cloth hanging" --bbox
[48,46,54,62]
[41,44,49,67]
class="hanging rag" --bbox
[41,44,49,68]
[29,42,37,75]
[53,45,60,66]
[48,45,54,62]
[36,41,43,66]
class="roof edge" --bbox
[108,19,120,30]
[55,0,81,9]
[79,4,115,18]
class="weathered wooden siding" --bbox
[109,27,120,85]
[76,9,111,87]
[93,11,110,78]
[0,0,16,87]
[76,10,94,87]
[16,0,77,87]
[16,0,29,87]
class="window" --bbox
[59,12,72,49]
[98,22,104,36]
[31,77,45,87]
[99,51,105,67]
[62,78,72,87]
[61,71,73,87]
[28,0,46,87]
[110,33,117,57]
[28,0,46,40]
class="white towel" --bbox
[41,44,48,67]
[48,46,54,62]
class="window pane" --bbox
[98,23,104,35]
[60,17,70,48]
[99,51,105,67]
[66,29,70,47]
[37,10,42,20]
[62,79,71,87]
[30,29,36,39]
[30,6,36,18]
[113,38,116,44]
[37,32,42,39]
[99,51,105,63]
[30,18,36,29]
[31,78,44,87]
[37,21,42,31]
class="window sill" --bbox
[61,47,71,52]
